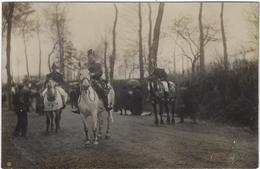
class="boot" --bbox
[103,95,111,111]
[72,105,80,114]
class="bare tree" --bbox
[3,2,14,110]
[172,36,178,74]
[48,41,59,72]
[147,3,152,75]
[138,3,144,83]
[109,3,118,82]
[220,3,228,70]
[150,3,165,71]
[246,4,258,46]
[199,3,205,73]
[3,3,34,109]
[172,16,218,74]
[20,12,35,77]
[45,4,68,75]
[104,41,109,81]
[36,14,42,79]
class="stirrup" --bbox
[72,108,80,114]
[106,106,112,111]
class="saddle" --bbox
[42,86,67,111]
[91,79,109,97]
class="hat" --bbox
[87,49,95,56]
[52,63,58,70]
[18,84,24,90]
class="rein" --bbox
[80,77,96,102]
[47,86,57,102]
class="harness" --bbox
[80,77,96,102]
[47,89,57,102]
[148,79,175,102]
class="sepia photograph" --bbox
[1,1,259,168]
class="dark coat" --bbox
[46,71,64,85]
[13,88,30,113]
[88,62,103,79]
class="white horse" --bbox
[42,79,68,134]
[78,68,115,145]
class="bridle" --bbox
[79,76,96,102]
[80,77,91,91]
[79,66,91,92]
[46,80,57,101]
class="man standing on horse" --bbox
[87,49,111,111]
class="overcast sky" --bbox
[1,2,258,82]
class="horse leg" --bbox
[58,110,62,129]
[55,111,59,133]
[165,98,170,124]
[50,111,54,131]
[84,120,90,145]
[92,111,99,145]
[152,100,159,125]
[45,112,50,134]
[159,100,164,124]
[171,100,175,124]
[80,113,90,145]
[105,110,111,139]
[98,112,103,139]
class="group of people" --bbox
[12,49,112,138]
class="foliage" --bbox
[2,3,35,35]
[175,58,258,131]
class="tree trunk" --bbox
[199,3,205,73]
[147,3,152,75]
[48,41,58,72]
[191,60,196,74]
[150,3,165,72]
[104,41,108,81]
[138,3,144,83]
[37,25,42,80]
[6,2,14,110]
[220,3,228,70]
[173,40,177,75]
[22,28,30,77]
[55,5,64,75]
[109,3,118,82]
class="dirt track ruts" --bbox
[3,106,258,168]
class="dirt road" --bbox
[2,107,258,168]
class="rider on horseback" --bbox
[87,49,111,111]
[44,63,66,108]
[72,49,111,113]
[46,63,64,86]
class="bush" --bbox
[173,59,258,131]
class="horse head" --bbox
[79,68,91,91]
[46,79,57,101]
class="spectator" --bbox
[13,84,30,138]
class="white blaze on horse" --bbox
[78,68,115,145]
[42,79,68,134]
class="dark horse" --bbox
[148,78,176,125]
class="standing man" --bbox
[13,82,30,138]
